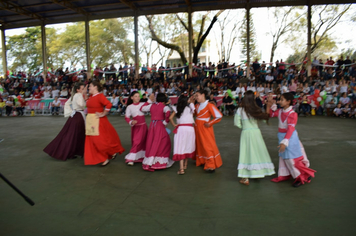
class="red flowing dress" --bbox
[84,93,125,165]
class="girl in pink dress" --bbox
[140,93,174,171]
[124,91,148,165]
[266,92,316,187]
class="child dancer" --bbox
[140,93,174,171]
[194,89,223,173]
[266,92,316,187]
[124,91,148,165]
[169,95,196,175]
[234,91,275,185]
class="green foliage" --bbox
[7,18,135,72]
[8,27,42,71]
[239,11,258,61]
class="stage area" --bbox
[0,115,355,236]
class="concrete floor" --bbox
[0,114,355,236]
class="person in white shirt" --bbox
[235,83,246,96]
[281,81,289,94]
[339,92,350,106]
[51,86,60,98]
[43,88,51,99]
[246,83,256,92]
[257,84,265,95]
[265,71,274,83]
[264,83,273,94]
[51,96,61,115]
[110,93,119,111]
[333,103,342,117]
[60,88,68,98]
[303,83,310,94]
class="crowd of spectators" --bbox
[1,56,355,118]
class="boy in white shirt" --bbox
[51,86,60,98]
[333,104,342,117]
[51,96,61,115]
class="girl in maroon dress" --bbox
[43,82,87,160]
[84,81,125,166]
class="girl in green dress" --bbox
[234,91,275,185]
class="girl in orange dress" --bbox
[84,81,125,166]
[194,89,223,172]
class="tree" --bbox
[214,10,242,62]
[145,10,224,65]
[267,6,303,63]
[7,27,42,71]
[90,18,134,67]
[239,11,258,61]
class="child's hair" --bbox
[156,93,167,103]
[91,81,103,92]
[281,92,294,106]
[127,91,139,106]
[176,95,189,118]
[196,89,208,99]
[241,91,269,122]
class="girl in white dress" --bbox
[169,95,196,175]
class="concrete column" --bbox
[41,22,47,79]
[134,12,139,79]
[307,4,312,77]
[1,27,7,77]
[188,7,193,76]
[85,18,91,78]
[246,6,250,78]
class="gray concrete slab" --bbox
[0,115,355,236]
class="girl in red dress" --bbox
[84,81,125,166]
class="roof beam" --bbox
[51,0,88,16]
[119,0,137,10]
[0,1,44,21]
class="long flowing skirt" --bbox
[272,131,316,184]
[84,116,125,165]
[237,128,275,178]
[125,124,147,163]
[43,113,85,161]
[194,120,222,170]
[142,120,174,171]
[173,126,195,161]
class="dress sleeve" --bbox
[125,105,133,126]
[189,103,195,113]
[99,94,112,111]
[140,99,153,112]
[234,108,242,129]
[163,106,171,125]
[269,106,280,118]
[280,112,297,147]
[207,103,222,126]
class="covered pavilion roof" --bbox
[0,0,354,30]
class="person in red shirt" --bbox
[33,89,42,99]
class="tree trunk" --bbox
[192,10,224,64]
[146,16,187,65]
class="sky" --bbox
[1,4,355,71]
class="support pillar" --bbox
[85,18,91,78]
[134,12,139,80]
[1,27,7,77]
[307,3,312,77]
[246,5,250,78]
[41,22,47,79]
[188,6,193,76]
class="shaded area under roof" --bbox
[0,0,355,29]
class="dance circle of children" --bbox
[44,82,316,188]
